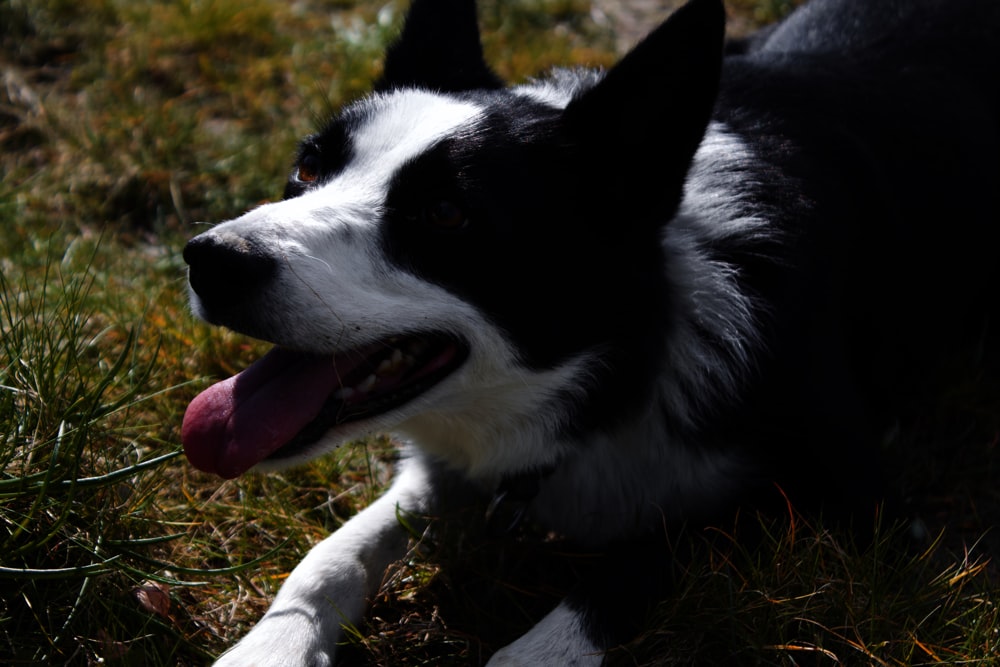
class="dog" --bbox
[181,0,1000,663]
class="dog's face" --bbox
[181,0,724,480]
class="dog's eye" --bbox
[426,200,467,229]
[296,155,320,184]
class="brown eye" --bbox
[427,200,466,229]
[296,155,320,183]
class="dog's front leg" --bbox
[213,459,431,667]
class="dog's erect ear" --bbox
[562,0,725,222]
[376,0,503,93]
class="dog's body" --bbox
[182,0,1000,663]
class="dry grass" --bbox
[1,0,997,665]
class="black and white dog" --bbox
[182,0,1000,663]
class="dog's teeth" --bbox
[333,387,355,401]
[407,340,428,357]
[377,348,406,376]
[357,374,378,394]
[375,349,403,377]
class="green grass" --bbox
[1,0,998,664]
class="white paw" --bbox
[212,612,335,667]
[485,602,604,666]
[488,644,603,667]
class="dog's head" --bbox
[182,0,724,480]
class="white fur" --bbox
[658,122,769,427]
[513,68,605,108]
[349,90,482,176]
[486,602,604,666]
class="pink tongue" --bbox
[182,348,344,479]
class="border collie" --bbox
[181,0,1000,663]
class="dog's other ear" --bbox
[562,0,725,222]
[376,0,503,93]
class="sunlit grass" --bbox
[0,235,198,664]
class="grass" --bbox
[1,0,997,664]
[616,515,998,665]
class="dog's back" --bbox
[719,0,1000,406]
[761,0,999,63]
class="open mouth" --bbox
[274,334,468,458]
[182,333,468,479]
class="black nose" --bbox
[183,232,276,312]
